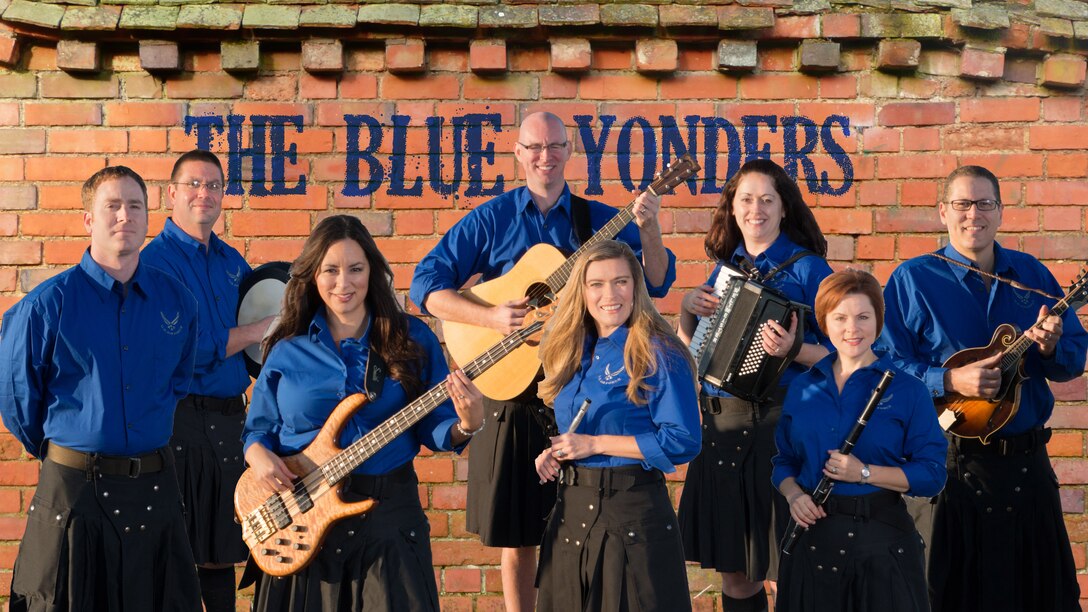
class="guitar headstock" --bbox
[1067,266,1088,311]
[649,154,701,196]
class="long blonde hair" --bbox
[538,240,696,406]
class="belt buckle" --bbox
[128,457,142,478]
[998,438,1011,457]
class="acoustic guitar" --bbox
[442,155,701,400]
[234,304,554,577]
[936,266,1088,443]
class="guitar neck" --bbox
[1001,294,1073,369]
[321,319,546,484]
[544,202,637,291]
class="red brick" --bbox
[856,235,894,260]
[427,48,468,73]
[1030,125,1088,150]
[819,75,859,99]
[857,181,898,207]
[0,33,19,67]
[862,127,899,152]
[39,73,119,99]
[766,15,818,39]
[463,75,537,100]
[244,75,299,102]
[0,241,40,265]
[302,39,343,73]
[957,153,1043,179]
[339,74,377,100]
[246,239,306,264]
[878,102,955,127]
[812,209,872,234]
[0,462,38,486]
[247,186,326,211]
[509,46,549,72]
[660,74,737,100]
[42,240,88,265]
[960,47,1005,81]
[875,154,957,179]
[1051,432,1085,457]
[540,74,579,99]
[24,102,102,126]
[874,208,946,233]
[1043,207,1084,231]
[0,517,26,540]
[315,101,394,127]
[1023,234,1088,259]
[139,40,179,72]
[231,212,311,237]
[635,38,678,73]
[431,540,501,566]
[1041,54,1087,88]
[443,568,482,593]
[739,74,818,99]
[579,74,658,101]
[25,157,106,182]
[386,38,426,74]
[299,73,338,99]
[1026,181,1088,205]
[902,127,940,151]
[382,74,459,100]
[591,46,632,70]
[943,126,1024,152]
[898,235,940,259]
[165,74,244,99]
[414,456,453,482]
[877,39,921,71]
[1042,97,1083,122]
[394,210,435,235]
[470,39,507,74]
[960,98,1040,123]
[0,213,18,237]
[371,238,437,262]
[49,130,128,154]
[0,129,45,155]
[823,13,860,38]
[0,488,20,513]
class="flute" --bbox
[781,369,895,555]
[542,399,592,485]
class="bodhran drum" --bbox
[236,261,291,379]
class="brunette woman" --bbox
[677,159,833,611]
[241,215,485,612]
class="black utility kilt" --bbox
[776,491,929,612]
[251,463,440,612]
[678,390,789,580]
[466,397,558,547]
[171,394,248,565]
[9,456,200,612]
[537,465,691,612]
[928,440,1080,612]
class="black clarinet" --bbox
[781,369,895,555]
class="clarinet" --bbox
[781,369,895,555]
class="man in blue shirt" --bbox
[0,166,201,611]
[141,150,275,612]
[410,111,676,611]
[876,165,1088,612]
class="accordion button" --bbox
[742,430,749,436]
[730,462,736,467]
[735,446,742,451]
[710,442,715,447]
[718,460,724,466]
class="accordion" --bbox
[689,263,806,402]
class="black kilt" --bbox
[9,454,200,612]
[466,397,558,547]
[678,390,789,580]
[537,465,691,612]
[776,491,929,612]
[928,436,1080,612]
[251,463,440,612]
[171,394,248,565]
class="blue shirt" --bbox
[552,325,701,473]
[772,353,948,498]
[142,218,252,398]
[0,251,198,457]
[242,310,463,475]
[874,244,1088,435]
[700,233,833,397]
[409,184,677,311]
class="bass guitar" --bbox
[442,155,701,400]
[234,304,555,577]
[936,266,1088,443]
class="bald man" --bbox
[410,112,677,610]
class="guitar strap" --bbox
[570,194,593,246]
[363,349,387,401]
[762,250,819,282]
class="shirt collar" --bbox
[940,241,1013,281]
[587,323,630,354]
[731,232,797,267]
[810,350,894,382]
[516,184,573,219]
[308,308,373,351]
[79,249,149,300]
[162,217,223,258]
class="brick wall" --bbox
[0,8,1087,610]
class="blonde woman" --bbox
[534,240,700,611]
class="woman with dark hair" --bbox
[773,269,946,611]
[677,159,834,611]
[534,240,700,611]
[242,215,485,612]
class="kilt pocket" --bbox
[396,520,440,611]
[12,497,71,605]
[616,519,689,611]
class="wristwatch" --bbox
[860,464,871,484]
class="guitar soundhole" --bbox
[525,282,555,307]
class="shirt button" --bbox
[127,423,134,429]
[215,296,222,302]
[122,345,129,351]
[125,384,132,391]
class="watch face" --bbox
[861,466,871,478]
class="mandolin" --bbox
[441,155,701,400]
[936,267,1088,443]
[234,304,554,577]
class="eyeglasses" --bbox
[948,198,1000,211]
[173,180,223,194]
[517,142,568,154]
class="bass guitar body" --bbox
[235,394,377,577]
[935,323,1026,444]
[441,243,566,400]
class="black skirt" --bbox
[466,397,558,547]
[928,440,1080,612]
[9,456,201,612]
[171,394,249,565]
[678,391,789,580]
[776,490,929,612]
[537,465,691,612]
[251,463,440,612]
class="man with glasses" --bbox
[876,165,1087,611]
[142,149,275,612]
[1,166,201,610]
[411,111,676,611]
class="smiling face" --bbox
[514,113,571,193]
[940,175,1002,263]
[731,172,785,251]
[826,292,878,363]
[84,176,148,260]
[169,159,224,237]
[584,257,635,338]
[315,238,370,328]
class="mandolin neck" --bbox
[1001,294,1072,369]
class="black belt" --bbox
[822,489,902,520]
[180,394,246,416]
[559,465,662,491]
[46,442,169,478]
[699,387,787,415]
[343,462,416,499]
[955,427,1051,457]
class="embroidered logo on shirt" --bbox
[598,362,626,386]
[226,266,242,287]
[160,311,182,336]
[876,392,893,410]
[1011,288,1033,310]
